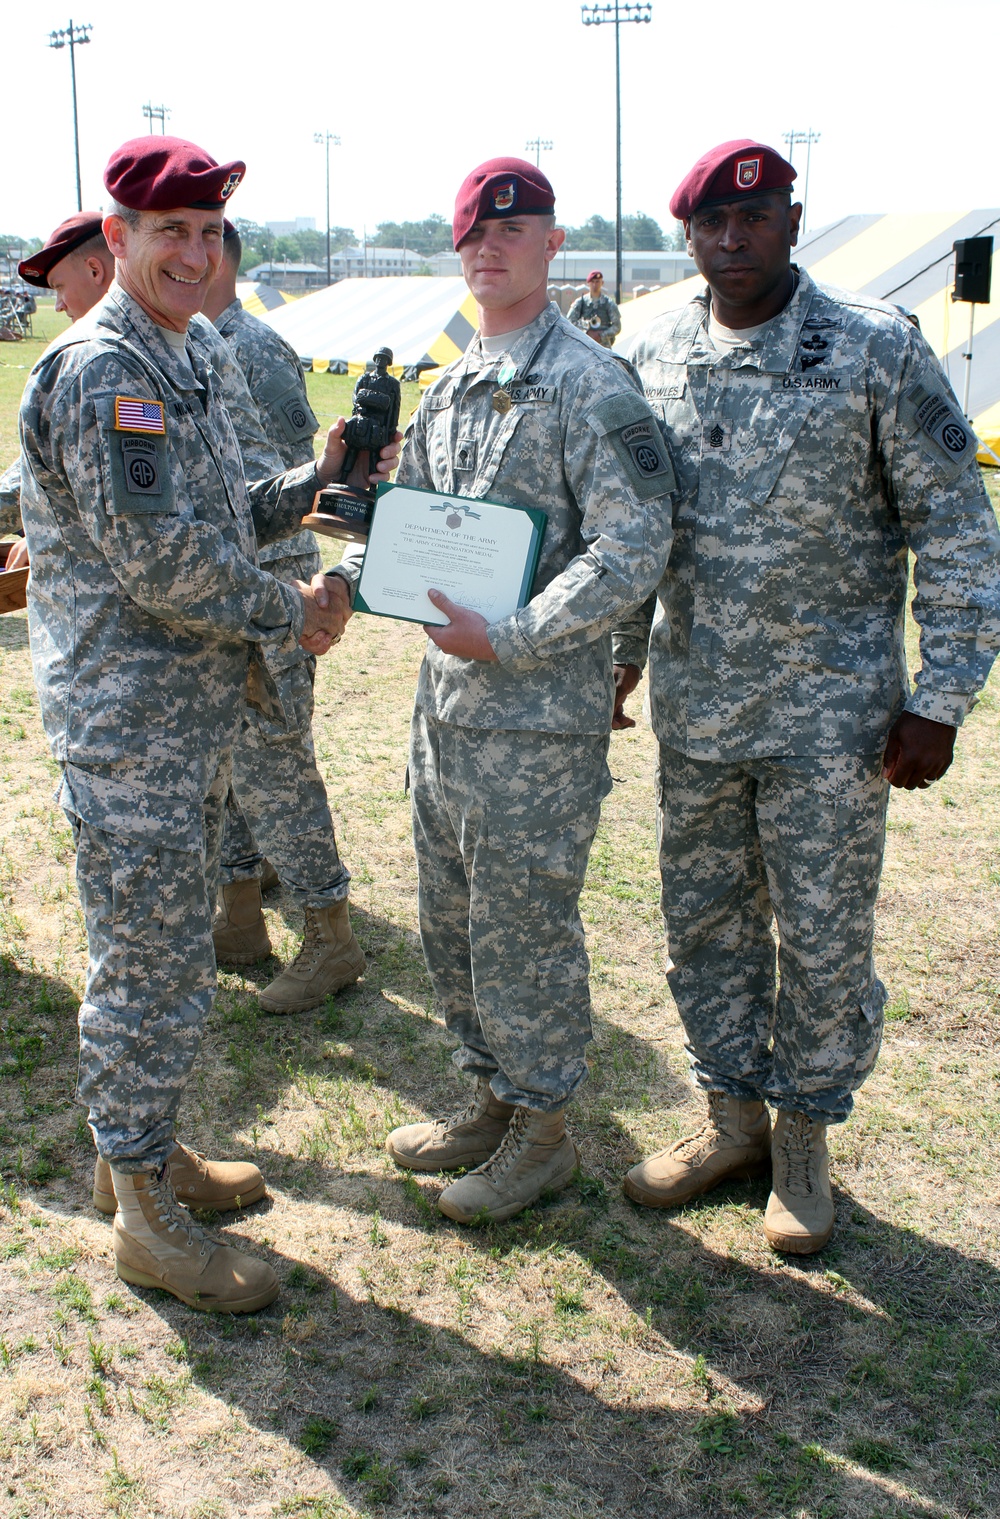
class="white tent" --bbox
[259,276,479,379]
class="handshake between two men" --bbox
[294,416,402,657]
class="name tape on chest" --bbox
[907,382,976,466]
[114,396,166,434]
[120,437,162,494]
[509,383,556,404]
[644,382,686,401]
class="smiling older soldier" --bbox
[615,140,1000,1254]
[17,137,396,1312]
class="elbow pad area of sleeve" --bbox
[586,392,677,501]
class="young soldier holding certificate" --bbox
[340,158,675,1222]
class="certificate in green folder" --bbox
[354,481,547,627]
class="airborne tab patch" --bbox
[120,437,162,494]
[114,396,165,434]
[906,382,976,467]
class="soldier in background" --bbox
[1,214,116,555]
[567,269,621,347]
[340,158,674,1224]
[18,136,397,1311]
[201,222,365,1013]
[616,139,1000,1254]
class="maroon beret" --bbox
[104,136,245,212]
[670,140,796,221]
[587,269,604,281]
[223,218,238,239]
[453,157,555,250]
[19,212,106,288]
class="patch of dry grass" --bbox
[1,369,999,1516]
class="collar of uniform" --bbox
[214,298,243,335]
[106,282,205,396]
[461,298,562,379]
[669,265,813,373]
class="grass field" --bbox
[1,298,999,1519]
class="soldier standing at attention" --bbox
[351,158,674,1223]
[615,140,1000,1253]
[201,222,365,1012]
[567,269,621,347]
[17,136,397,1311]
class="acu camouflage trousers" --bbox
[220,547,351,906]
[657,744,889,1123]
[70,755,229,1170]
[410,712,612,1111]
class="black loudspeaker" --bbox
[953,237,993,304]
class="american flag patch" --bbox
[114,396,166,434]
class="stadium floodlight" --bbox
[525,137,553,168]
[314,131,341,287]
[781,129,820,234]
[580,4,652,303]
[48,21,93,212]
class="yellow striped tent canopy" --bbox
[258,276,478,381]
[617,210,1000,463]
[235,281,297,318]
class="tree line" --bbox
[232,211,684,273]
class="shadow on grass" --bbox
[4,950,999,1517]
[88,1191,1000,1519]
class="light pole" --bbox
[781,129,820,234]
[525,137,553,169]
[48,20,92,212]
[142,102,171,134]
[313,130,341,287]
[581,3,651,304]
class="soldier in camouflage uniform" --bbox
[0,214,116,557]
[567,270,621,348]
[201,222,364,1013]
[341,158,674,1224]
[17,137,395,1312]
[615,140,1000,1253]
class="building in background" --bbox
[427,248,696,295]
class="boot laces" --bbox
[672,1092,732,1159]
[148,1166,214,1258]
[435,1082,491,1137]
[780,1113,817,1198]
[479,1108,531,1181]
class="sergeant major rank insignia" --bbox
[735,157,762,189]
[114,396,166,434]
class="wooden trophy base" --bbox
[302,484,375,544]
[0,540,29,614]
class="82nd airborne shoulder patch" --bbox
[906,382,976,468]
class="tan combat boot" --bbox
[257,900,366,1014]
[763,1110,835,1254]
[111,1165,279,1313]
[387,1078,516,1172]
[260,859,281,894]
[93,1142,266,1216]
[437,1107,578,1224]
[212,880,271,965]
[624,1092,771,1208]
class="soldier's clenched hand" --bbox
[881,711,956,789]
[315,418,403,488]
[424,590,498,661]
[295,572,350,655]
[612,663,641,730]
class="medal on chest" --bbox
[492,356,517,415]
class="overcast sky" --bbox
[5,0,997,247]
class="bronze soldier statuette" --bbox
[303,347,402,542]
